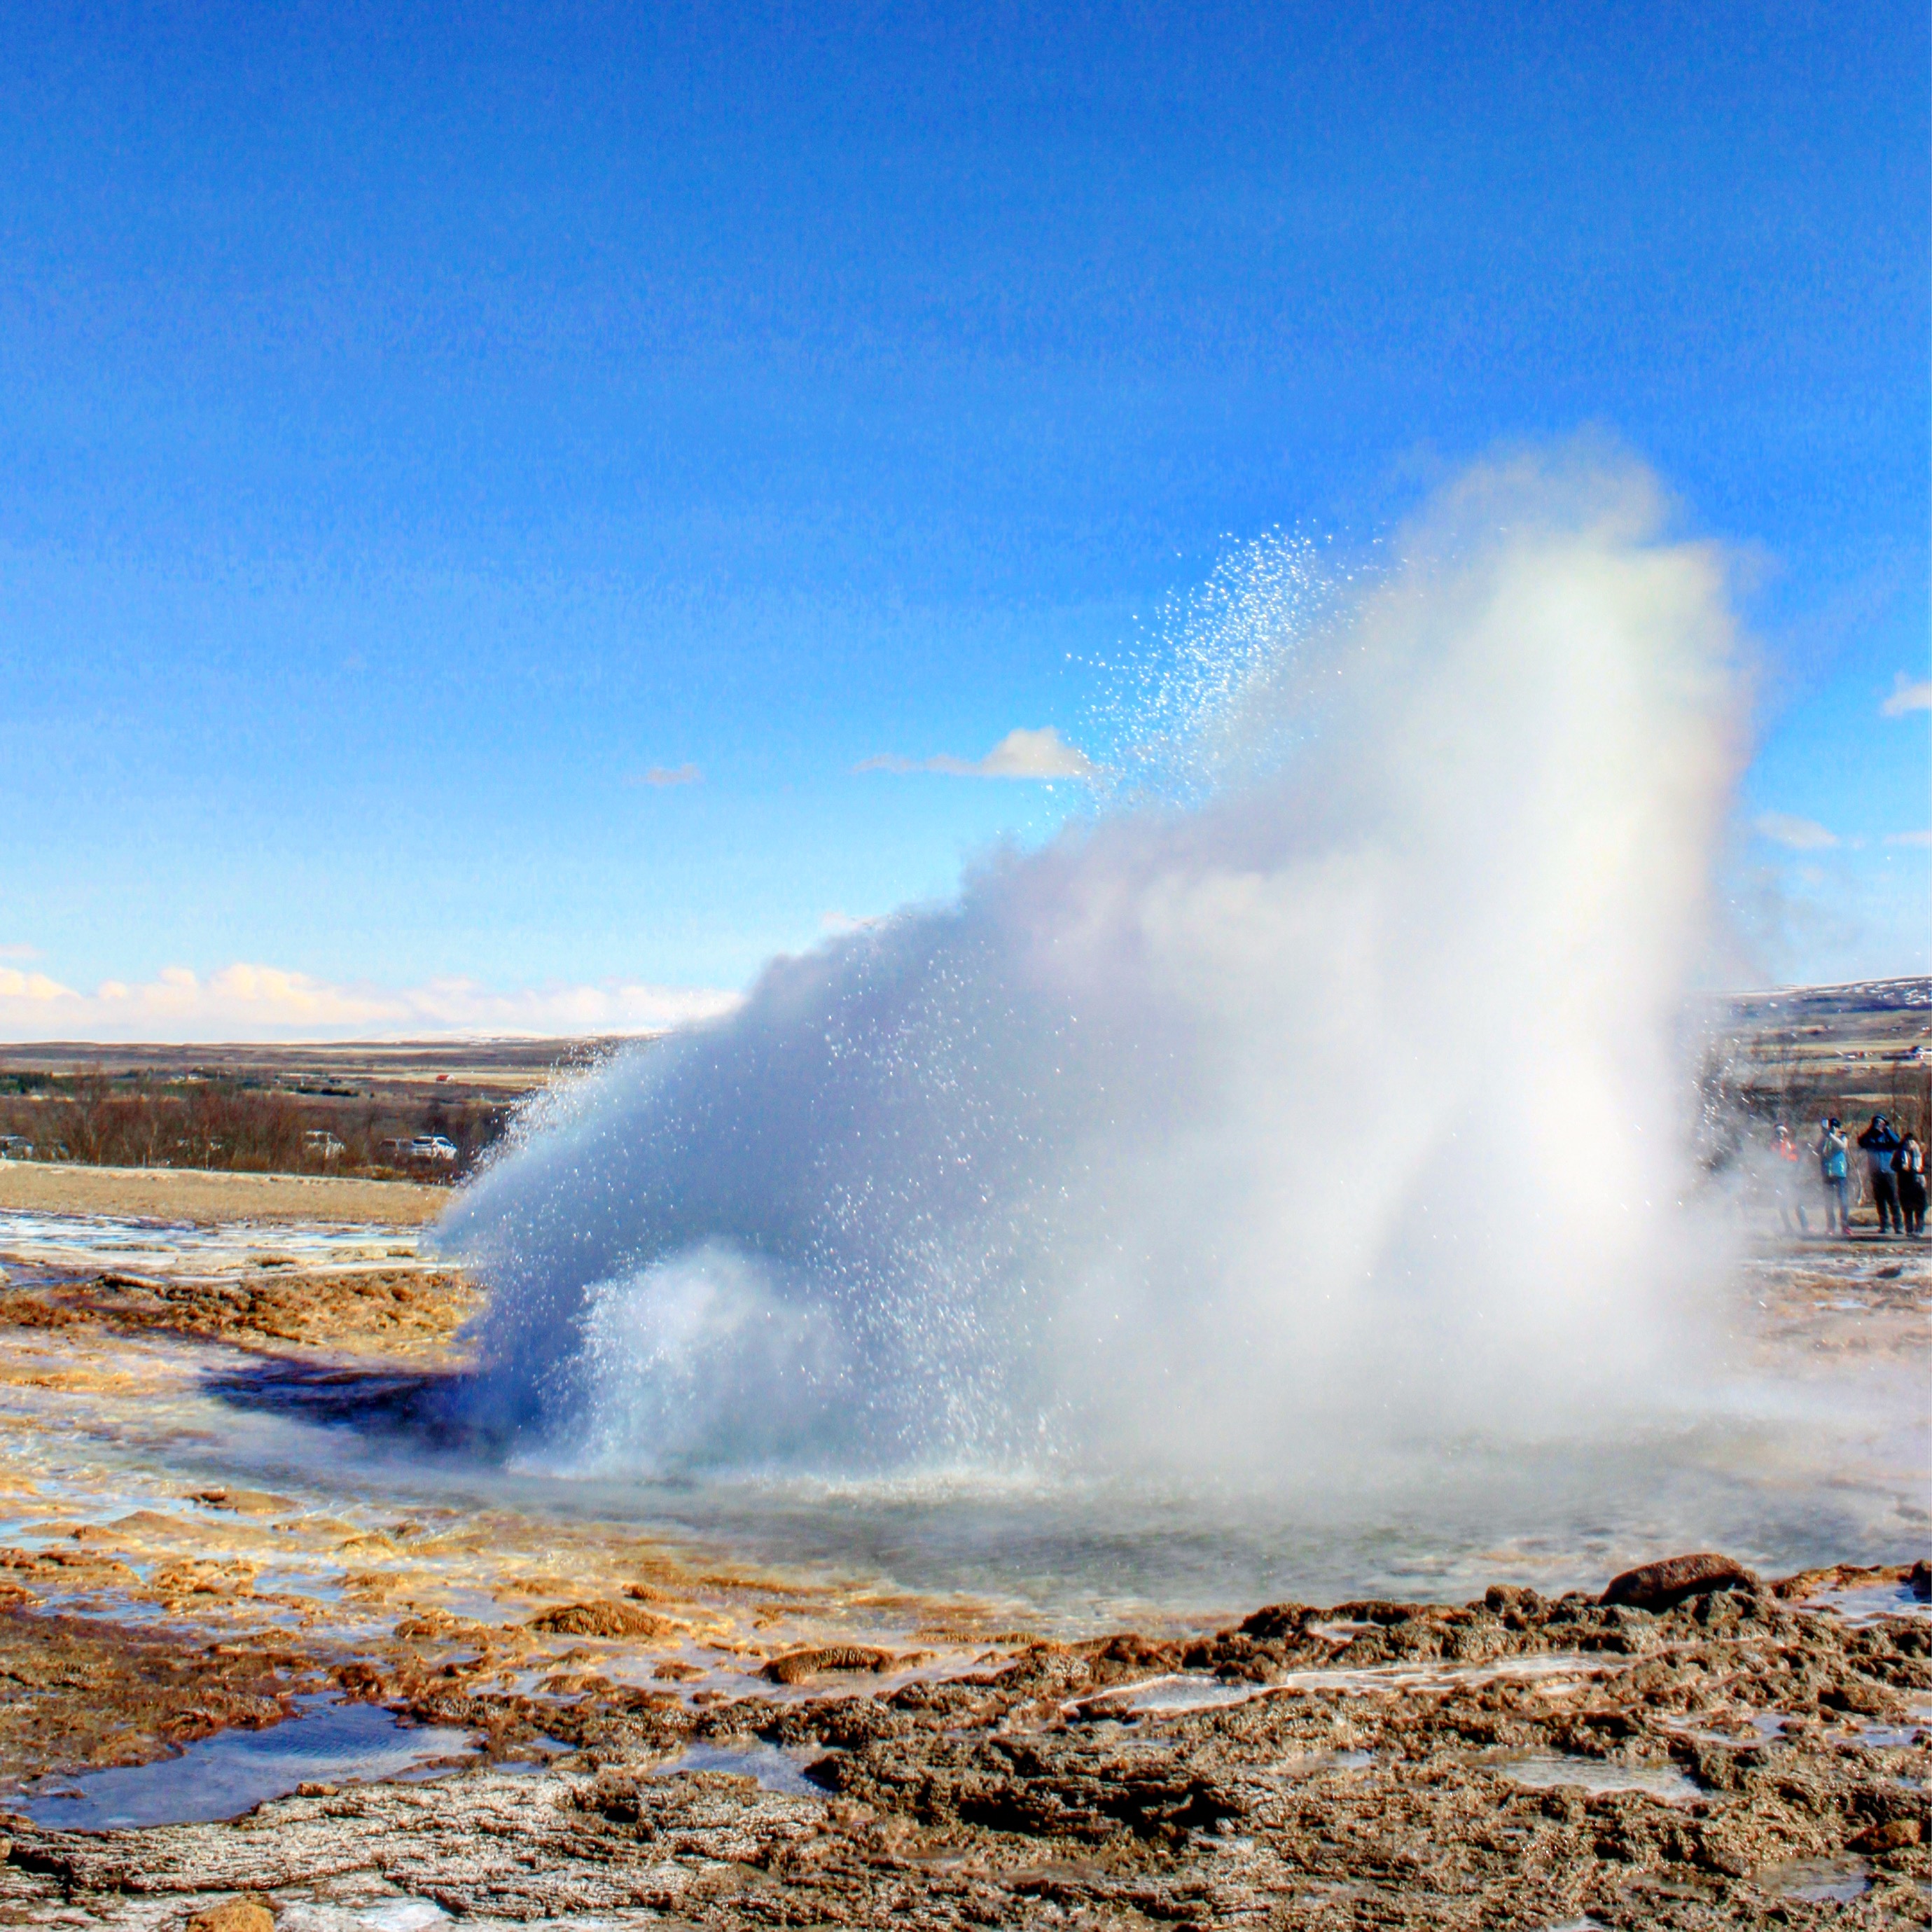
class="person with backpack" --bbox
[1816,1118,1851,1235]
[1858,1114,1904,1235]
[1898,1130,1927,1238]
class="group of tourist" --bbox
[1770,1113,1927,1237]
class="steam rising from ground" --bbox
[442,450,1744,1486]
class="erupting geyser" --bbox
[440,448,1745,1485]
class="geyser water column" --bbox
[440,448,1744,1485]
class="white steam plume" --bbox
[439,448,1744,1484]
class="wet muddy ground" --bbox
[0,1209,1926,1927]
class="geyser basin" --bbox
[0,1205,1919,1636]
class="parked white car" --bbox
[409,1134,459,1162]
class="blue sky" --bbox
[1,1,1926,1036]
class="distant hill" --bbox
[1705,975,1932,1129]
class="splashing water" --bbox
[440,449,1749,1498]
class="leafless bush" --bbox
[0,1074,507,1180]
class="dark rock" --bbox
[185,1899,275,1932]
[760,1645,895,1683]
[1600,1552,1759,1613]
[525,1601,676,1639]
[1482,1584,1543,1614]
[1071,1632,1188,1687]
[1847,1816,1921,1852]
[1909,1558,1931,1600]
[1330,1599,1426,1625]
[331,1660,385,1697]
[1820,1682,1891,1716]
[1236,1603,1314,1639]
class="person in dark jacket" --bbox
[1858,1115,1904,1235]
[1898,1130,1927,1237]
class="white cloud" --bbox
[1751,812,1838,851]
[0,944,41,961]
[0,963,742,1043]
[1880,674,1932,718]
[0,966,77,1004]
[969,728,1099,779]
[626,763,702,787]
[855,726,1097,781]
[1885,828,1932,849]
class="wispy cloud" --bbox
[855,726,1097,782]
[1751,812,1838,851]
[1881,674,1932,718]
[0,963,741,1043]
[0,944,40,961]
[626,763,702,787]
[1885,828,1932,849]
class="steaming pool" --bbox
[0,1211,1925,1646]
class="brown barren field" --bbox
[0,1159,445,1225]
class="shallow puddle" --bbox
[1759,1855,1870,1903]
[1486,1752,1701,1802]
[1804,1580,1932,1625]
[1663,1708,1791,1749]
[1849,1711,1932,1749]
[1273,1749,1375,1777]
[1069,1673,1272,1716]
[0,1210,420,1280]
[654,1740,828,1796]
[17,1698,476,1830]
[1279,1653,1611,1697]
[279,1903,452,1932]
[1066,1653,1615,1719]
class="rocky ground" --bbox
[0,1200,1925,1928]
[1,1559,1928,1928]
[0,1260,478,1361]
